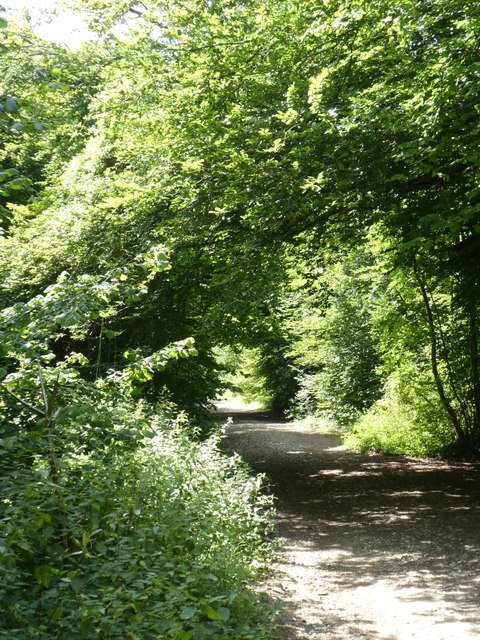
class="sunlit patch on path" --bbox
[218,404,480,640]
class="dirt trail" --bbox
[217,404,480,640]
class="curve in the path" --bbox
[220,409,480,640]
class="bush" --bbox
[343,375,455,457]
[0,412,275,639]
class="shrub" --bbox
[343,374,455,457]
[0,412,275,639]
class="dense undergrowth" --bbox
[0,402,275,640]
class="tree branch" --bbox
[0,382,45,417]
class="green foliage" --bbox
[215,345,281,409]
[344,373,455,457]
[215,346,267,405]
[284,244,383,425]
[4,8,480,640]
[253,339,298,414]
[3,19,480,640]
[215,339,298,413]
[0,233,274,639]
[0,405,274,639]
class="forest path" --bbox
[216,403,480,640]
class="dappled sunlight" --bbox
[347,580,480,640]
[273,513,480,639]
[221,408,480,639]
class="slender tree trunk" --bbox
[413,261,467,444]
[38,364,70,551]
[469,305,480,436]
[431,294,471,430]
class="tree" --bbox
[301,0,480,450]
[3,0,480,451]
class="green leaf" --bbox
[180,606,197,620]
[70,576,83,593]
[19,122,44,134]
[217,607,231,622]
[102,328,120,339]
[7,177,32,190]
[34,565,57,587]
[201,604,221,621]
[4,97,20,113]
[37,511,51,524]
[0,168,20,181]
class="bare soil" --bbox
[216,403,480,640]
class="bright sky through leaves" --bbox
[0,0,91,47]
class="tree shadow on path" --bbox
[219,409,480,640]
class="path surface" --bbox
[217,405,480,640]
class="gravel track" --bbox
[217,404,480,640]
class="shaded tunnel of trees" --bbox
[1,0,479,637]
